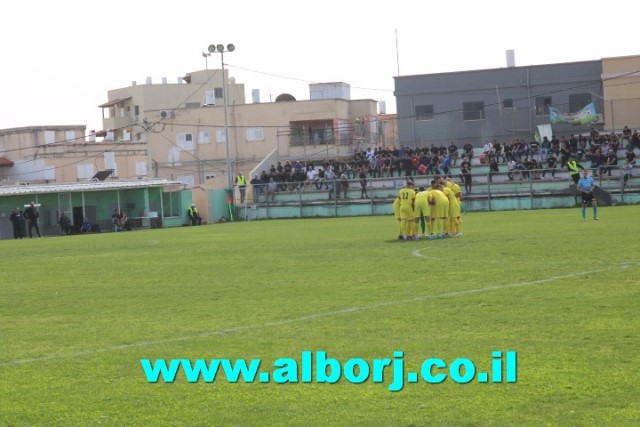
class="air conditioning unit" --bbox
[160,110,175,119]
[105,131,115,141]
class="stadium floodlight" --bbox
[207,43,235,192]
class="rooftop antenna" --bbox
[395,29,400,76]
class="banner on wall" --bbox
[549,102,598,125]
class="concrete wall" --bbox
[395,60,604,148]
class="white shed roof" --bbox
[0,179,185,197]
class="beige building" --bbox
[96,71,389,192]
[601,55,640,131]
[0,125,146,184]
[96,69,246,146]
[144,94,383,190]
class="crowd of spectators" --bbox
[247,127,639,200]
[484,127,638,181]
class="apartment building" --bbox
[0,125,144,184]
[97,72,389,190]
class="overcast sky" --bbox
[1,0,638,134]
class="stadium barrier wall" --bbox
[232,166,639,221]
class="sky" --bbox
[1,0,638,135]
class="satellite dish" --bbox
[229,76,236,84]
[160,111,168,118]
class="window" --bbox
[415,105,433,121]
[214,88,224,98]
[177,132,194,151]
[45,130,56,144]
[44,166,55,181]
[168,147,181,165]
[463,102,485,121]
[77,163,96,179]
[535,96,552,116]
[246,127,264,142]
[104,152,117,177]
[216,129,227,144]
[569,93,592,113]
[502,98,514,109]
[198,131,211,144]
[136,161,147,176]
[205,90,216,105]
[65,130,76,143]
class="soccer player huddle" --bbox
[393,177,462,240]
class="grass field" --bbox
[1,205,639,426]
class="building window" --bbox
[569,93,592,113]
[536,96,552,116]
[246,127,264,142]
[205,90,216,105]
[463,102,485,121]
[65,130,76,143]
[136,161,148,176]
[177,132,194,151]
[44,166,55,181]
[77,163,96,179]
[214,87,224,98]
[502,98,514,109]
[415,105,433,121]
[216,129,227,144]
[45,130,56,144]
[198,131,211,144]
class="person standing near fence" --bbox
[9,207,24,239]
[358,169,369,199]
[187,204,202,226]
[460,159,472,194]
[23,202,41,238]
[235,172,247,204]
[567,156,585,184]
[250,175,262,202]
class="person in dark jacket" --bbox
[23,202,41,238]
[9,207,25,239]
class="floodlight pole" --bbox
[208,43,235,192]
[202,52,211,70]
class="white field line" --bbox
[412,246,552,265]
[1,263,635,368]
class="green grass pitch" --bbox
[1,205,639,426]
